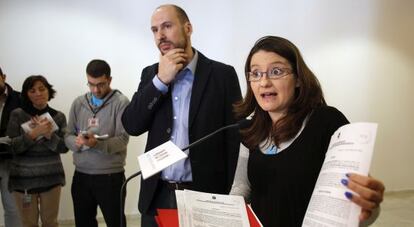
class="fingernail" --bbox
[345,192,353,199]
[341,179,348,186]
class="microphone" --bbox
[181,119,249,151]
[119,119,249,227]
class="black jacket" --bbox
[0,83,21,158]
[122,51,242,214]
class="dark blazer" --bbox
[0,84,21,157]
[122,51,242,214]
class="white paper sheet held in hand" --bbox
[0,136,11,145]
[20,112,59,141]
[302,122,377,227]
[137,141,188,179]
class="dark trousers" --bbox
[71,171,126,227]
[141,181,180,227]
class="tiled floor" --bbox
[56,190,414,226]
[370,190,414,227]
[59,215,140,227]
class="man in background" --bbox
[64,60,130,227]
[122,4,242,226]
[0,66,22,227]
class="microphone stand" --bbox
[180,122,239,151]
[119,120,246,226]
[120,171,141,227]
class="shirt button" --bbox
[174,97,178,100]
[173,116,177,120]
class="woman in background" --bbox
[7,75,67,227]
[230,36,384,226]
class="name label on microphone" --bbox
[138,141,188,179]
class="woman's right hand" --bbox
[28,116,53,140]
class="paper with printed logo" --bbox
[176,189,250,227]
[138,140,188,179]
[302,122,377,227]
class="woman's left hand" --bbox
[342,173,385,221]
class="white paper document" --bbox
[0,136,11,145]
[93,134,109,140]
[176,190,250,227]
[20,112,59,140]
[302,122,378,227]
[79,131,109,140]
[137,141,188,179]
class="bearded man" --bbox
[121,4,242,227]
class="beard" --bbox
[158,38,188,55]
[158,29,189,55]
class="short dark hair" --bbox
[0,66,3,76]
[86,59,111,78]
[21,75,56,104]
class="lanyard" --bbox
[84,90,118,118]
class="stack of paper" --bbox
[174,190,259,227]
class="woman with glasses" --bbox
[6,75,67,227]
[230,36,384,226]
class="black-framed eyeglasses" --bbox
[87,82,108,89]
[247,67,293,82]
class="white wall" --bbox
[0,0,413,223]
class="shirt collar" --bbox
[185,49,198,75]
[91,94,104,107]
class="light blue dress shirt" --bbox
[152,51,199,182]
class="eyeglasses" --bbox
[87,82,108,89]
[247,67,293,82]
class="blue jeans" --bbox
[0,160,22,227]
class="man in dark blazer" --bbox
[121,4,242,227]
[0,66,22,227]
